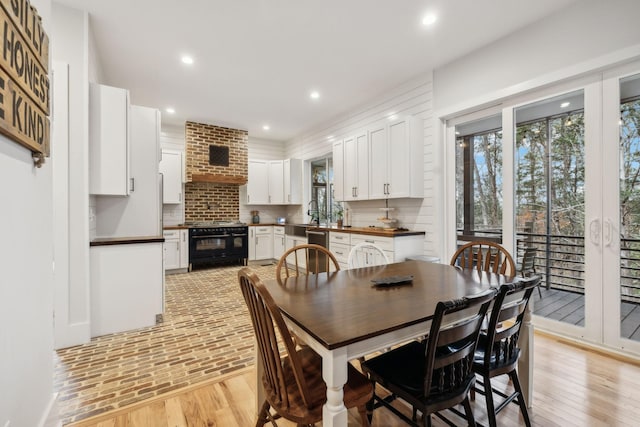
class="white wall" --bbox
[248,136,286,160]
[0,2,55,427]
[434,0,640,114]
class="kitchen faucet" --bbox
[307,199,319,225]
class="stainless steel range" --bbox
[187,222,248,270]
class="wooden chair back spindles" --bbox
[276,244,340,281]
[450,240,516,276]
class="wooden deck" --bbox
[533,287,640,341]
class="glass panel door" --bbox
[602,67,640,353]
[514,90,588,329]
[618,74,640,342]
[454,113,504,244]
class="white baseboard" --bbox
[39,392,61,427]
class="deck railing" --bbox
[458,231,640,304]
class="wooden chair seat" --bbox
[269,346,372,422]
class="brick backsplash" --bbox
[184,121,247,222]
[185,183,239,221]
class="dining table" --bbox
[256,260,534,427]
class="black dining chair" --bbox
[361,288,496,427]
[519,247,541,298]
[472,275,541,427]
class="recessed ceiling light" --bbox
[327,135,334,140]
[560,102,570,108]
[422,13,437,26]
[181,55,194,65]
[310,91,320,100]
[165,107,175,114]
[263,125,270,131]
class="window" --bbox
[455,114,503,242]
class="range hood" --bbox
[185,121,248,185]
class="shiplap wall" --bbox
[284,73,438,258]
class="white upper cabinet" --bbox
[247,158,302,205]
[332,139,345,201]
[95,106,161,237]
[369,122,388,199]
[89,83,130,195]
[340,130,369,201]
[247,159,269,204]
[159,149,183,204]
[370,116,424,199]
[284,158,302,204]
[268,160,284,204]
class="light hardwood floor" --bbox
[68,332,640,427]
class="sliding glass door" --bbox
[514,90,587,330]
[448,61,640,354]
[602,66,640,353]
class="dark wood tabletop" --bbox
[262,260,511,350]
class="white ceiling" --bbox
[54,0,579,141]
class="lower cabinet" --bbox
[273,226,286,260]
[329,232,351,269]
[90,242,163,337]
[163,229,189,272]
[249,226,274,261]
[285,235,307,269]
[330,231,424,269]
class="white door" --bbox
[343,135,357,200]
[369,122,387,199]
[388,118,411,198]
[601,63,640,353]
[247,160,269,204]
[447,65,640,356]
[268,160,284,204]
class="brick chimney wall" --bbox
[184,121,248,222]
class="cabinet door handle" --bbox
[247,194,250,203]
[179,193,182,202]
[130,177,135,192]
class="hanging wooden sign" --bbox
[0,0,49,167]
[0,66,50,155]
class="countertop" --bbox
[90,235,165,246]
[163,223,424,237]
[304,225,425,237]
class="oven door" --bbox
[229,230,248,258]
[190,233,231,260]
